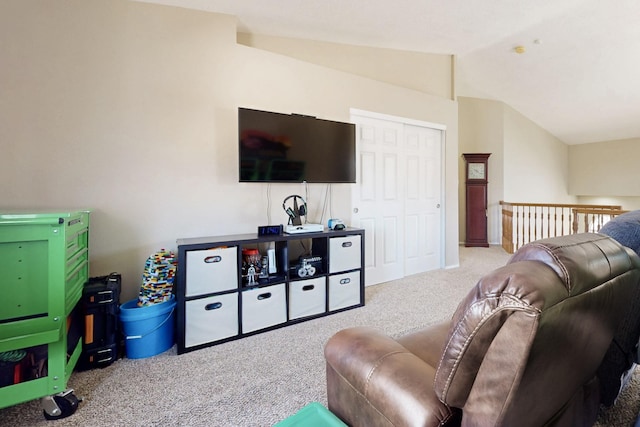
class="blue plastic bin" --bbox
[119,296,176,359]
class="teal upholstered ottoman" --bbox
[274,402,346,427]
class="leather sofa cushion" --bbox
[325,233,640,426]
[510,233,640,406]
[434,260,564,408]
[324,326,460,426]
[435,233,640,423]
[508,233,636,295]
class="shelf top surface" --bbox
[177,227,363,247]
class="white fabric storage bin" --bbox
[185,247,238,296]
[289,277,326,320]
[329,235,361,274]
[328,271,361,311]
[185,293,238,348]
[242,283,286,333]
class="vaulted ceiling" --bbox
[136,0,640,145]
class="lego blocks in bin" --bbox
[138,249,177,307]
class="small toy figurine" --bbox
[247,264,257,285]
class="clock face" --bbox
[468,162,485,180]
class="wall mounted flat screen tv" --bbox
[239,107,356,183]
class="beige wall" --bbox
[571,138,640,210]
[0,0,459,300]
[457,97,503,244]
[577,196,640,211]
[570,138,640,198]
[458,97,576,245]
[237,34,454,100]
[503,105,575,204]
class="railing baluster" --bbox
[515,205,520,251]
[545,207,550,238]
[528,207,532,245]
[499,202,626,253]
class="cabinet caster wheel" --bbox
[42,389,80,420]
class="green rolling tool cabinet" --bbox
[0,211,89,419]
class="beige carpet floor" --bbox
[1,246,639,426]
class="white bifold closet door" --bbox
[350,111,444,286]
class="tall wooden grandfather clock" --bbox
[463,153,491,247]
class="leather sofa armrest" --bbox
[325,327,460,427]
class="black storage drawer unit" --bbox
[175,228,365,354]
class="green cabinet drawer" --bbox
[0,210,89,409]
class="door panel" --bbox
[351,113,443,285]
[360,217,376,269]
[351,116,404,285]
[405,125,442,275]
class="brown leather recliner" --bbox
[324,233,640,426]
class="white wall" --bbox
[0,0,459,300]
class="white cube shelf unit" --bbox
[175,228,364,354]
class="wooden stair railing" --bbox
[570,208,629,234]
[499,201,628,253]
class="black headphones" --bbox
[282,195,307,225]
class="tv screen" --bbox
[238,107,356,183]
